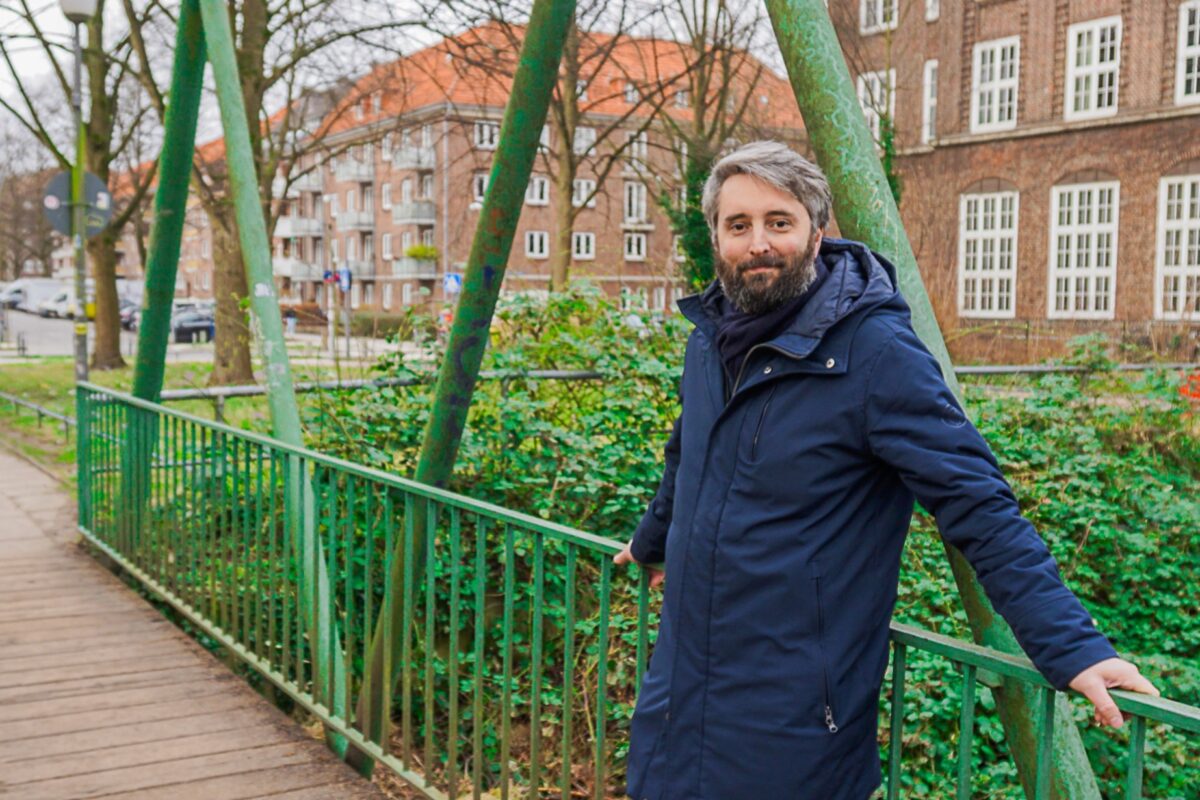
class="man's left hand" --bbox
[1068,658,1160,728]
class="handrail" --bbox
[75,384,1198,800]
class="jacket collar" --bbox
[677,237,900,362]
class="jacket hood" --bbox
[678,237,903,356]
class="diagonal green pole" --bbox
[345,0,577,775]
[764,1,1100,797]
[196,0,350,757]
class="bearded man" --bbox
[614,141,1158,800]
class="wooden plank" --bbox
[0,663,219,706]
[0,610,159,634]
[0,689,249,740]
[0,618,175,648]
[0,652,202,690]
[113,762,383,800]
[0,640,187,675]
[0,675,237,725]
[0,627,181,661]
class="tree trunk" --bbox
[547,19,580,292]
[549,165,576,291]
[88,231,125,370]
[209,211,255,385]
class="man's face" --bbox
[714,173,824,315]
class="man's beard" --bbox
[716,233,820,315]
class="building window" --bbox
[382,233,394,260]
[860,0,897,34]
[971,37,1020,133]
[624,182,648,223]
[474,120,500,150]
[675,89,689,108]
[958,191,1019,318]
[472,172,489,205]
[346,236,357,261]
[539,125,550,152]
[925,0,939,22]
[362,186,374,213]
[401,178,413,204]
[576,79,588,101]
[381,183,392,210]
[345,189,356,212]
[328,195,339,219]
[922,60,938,144]
[382,133,393,160]
[625,130,648,171]
[402,283,414,305]
[383,282,393,310]
[624,232,647,261]
[856,69,895,145]
[526,230,549,259]
[351,283,362,308]
[1157,173,1200,319]
[673,235,686,262]
[526,174,550,206]
[572,178,597,208]
[330,239,339,263]
[401,232,413,252]
[364,282,374,306]
[421,228,434,246]
[1049,182,1119,319]
[421,124,433,148]
[572,232,595,260]
[653,286,667,310]
[573,126,596,156]
[363,233,374,260]
[1065,17,1122,121]
[624,82,639,103]
[1177,2,1200,105]
[420,173,434,199]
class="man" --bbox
[614,141,1158,800]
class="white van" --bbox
[1,279,65,313]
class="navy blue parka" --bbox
[625,238,1117,800]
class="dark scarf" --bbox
[712,259,829,391]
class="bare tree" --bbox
[0,0,161,369]
[0,122,57,280]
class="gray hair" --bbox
[701,141,832,243]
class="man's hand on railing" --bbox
[1069,657,1160,728]
[614,542,665,588]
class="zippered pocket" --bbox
[750,384,778,460]
[811,562,839,734]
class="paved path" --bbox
[0,449,386,800]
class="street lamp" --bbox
[60,0,97,382]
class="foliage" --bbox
[404,243,440,261]
[659,158,715,292]
[879,114,903,205]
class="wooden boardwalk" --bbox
[0,450,387,800]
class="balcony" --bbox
[336,211,375,232]
[392,257,437,279]
[273,258,323,281]
[342,259,376,278]
[391,201,436,226]
[392,146,435,170]
[274,215,324,238]
[334,160,375,183]
[272,171,324,198]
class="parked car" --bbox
[119,297,140,330]
[1,279,63,312]
[38,289,71,318]
[173,307,216,343]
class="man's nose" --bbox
[748,225,772,256]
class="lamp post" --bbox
[60,0,97,383]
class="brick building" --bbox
[832,0,1200,361]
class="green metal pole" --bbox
[764,2,1099,797]
[131,0,205,402]
[196,0,350,758]
[347,0,577,775]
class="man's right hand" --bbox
[614,541,665,588]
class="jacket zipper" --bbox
[814,569,839,734]
[751,385,777,460]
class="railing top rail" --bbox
[79,381,622,554]
[890,622,1200,733]
[0,389,75,425]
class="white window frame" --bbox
[421,228,434,247]
[922,60,939,145]
[382,233,394,260]
[364,282,374,306]
[401,232,413,253]
[624,181,648,224]
[402,283,414,306]
[624,82,639,104]
[573,126,596,156]
[381,183,392,210]
[1064,17,1122,121]
[675,89,689,108]
[474,120,500,150]
[471,173,489,206]
[421,124,433,148]
[330,239,339,263]
[351,283,362,309]
[576,79,588,101]
[401,178,413,204]
[383,282,394,310]
[856,69,896,145]
[345,189,356,212]
[860,0,898,34]
[1176,2,1200,105]
[525,174,550,206]
[572,231,595,260]
[653,286,667,311]
[1047,181,1120,320]
[382,133,393,160]
[971,36,1021,133]
[525,230,549,260]
[1156,173,1200,319]
[572,178,597,208]
[625,130,648,172]
[624,232,647,261]
[958,190,1019,319]
[420,173,434,200]
[925,0,939,22]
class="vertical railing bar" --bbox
[472,517,487,800]
[957,663,977,800]
[1034,687,1056,800]
[230,435,241,647]
[281,450,292,688]
[529,534,545,796]
[1125,714,1146,800]
[592,557,612,800]
[401,493,415,769]
[345,475,360,731]
[382,487,397,756]
[269,448,280,681]
[500,523,515,799]
[255,442,265,662]
[559,544,577,800]
[887,641,906,800]
[205,427,217,624]
[447,506,462,799]
[635,572,649,689]
[363,485,378,742]
[242,437,252,652]
[423,499,437,785]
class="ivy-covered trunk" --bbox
[209,212,254,385]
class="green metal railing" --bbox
[76,383,1198,798]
